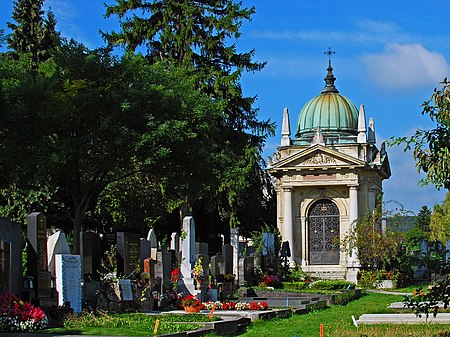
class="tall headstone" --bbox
[195,242,209,256]
[0,218,21,294]
[47,231,71,277]
[447,240,450,261]
[262,233,275,255]
[180,216,196,295]
[222,244,233,275]
[0,240,11,293]
[211,255,226,277]
[55,254,82,312]
[230,228,239,278]
[117,232,140,275]
[147,229,158,261]
[170,232,179,252]
[27,212,51,298]
[140,238,151,273]
[80,231,101,280]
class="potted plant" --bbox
[181,294,204,313]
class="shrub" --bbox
[309,280,354,291]
[0,291,48,332]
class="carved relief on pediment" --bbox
[302,153,336,165]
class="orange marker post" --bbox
[319,323,323,337]
[153,319,160,336]
[208,307,215,320]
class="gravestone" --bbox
[117,232,140,275]
[447,240,450,260]
[230,228,239,278]
[0,218,21,294]
[118,279,133,301]
[47,231,71,277]
[27,212,52,298]
[140,238,151,273]
[55,254,82,312]
[147,229,158,261]
[222,244,233,275]
[262,233,275,255]
[179,216,197,295]
[211,255,226,277]
[155,249,172,288]
[243,256,254,286]
[170,232,179,252]
[195,242,209,256]
[0,240,11,293]
[80,231,101,280]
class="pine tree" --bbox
[7,0,59,69]
[104,0,273,137]
[104,1,276,230]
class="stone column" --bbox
[283,187,294,266]
[347,185,360,283]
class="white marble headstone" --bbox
[55,254,82,312]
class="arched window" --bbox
[308,199,340,265]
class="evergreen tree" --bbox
[7,0,59,69]
[104,0,275,229]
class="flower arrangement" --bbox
[203,300,269,311]
[181,295,204,309]
[0,291,48,332]
[171,268,179,290]
[192,257,204,285]
[224,274,235,282]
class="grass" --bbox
[41,312,217,336]
[241,292,450,337]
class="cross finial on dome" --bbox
[324,47,335,67]
[321,47,339,93]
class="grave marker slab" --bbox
[117,232,140,275]
[80,231,101,280]
[47,231,71,277]
[118,279,133,301]
[55,254,82,312]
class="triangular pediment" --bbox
[270,145,365,171]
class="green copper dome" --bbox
[295,63,358,139]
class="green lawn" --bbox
[240,292,450,337]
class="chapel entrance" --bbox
[308,199,340,265]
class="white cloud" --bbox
[250,18,416,46]
[362,43,450,90]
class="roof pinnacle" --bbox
[321,47,339,94]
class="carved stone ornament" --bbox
[302,153,336,165]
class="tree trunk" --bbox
[72,208,82,255]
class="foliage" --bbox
[181,295,203,308]
[391,78,450,190]
[0,291,47,332]
[287,265,311,282]
[358,270,400,289]
[403,280,450,320]
[104,0,276,232]
[260,274,282,288]
[7,0,60,71]
[309,280,355,291]
[341,201,412,273]
[0,184,61,224]
[430,192,450,243]
[405,206,431,250]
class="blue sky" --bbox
[1,0,449,214]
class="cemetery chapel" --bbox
[268,51,391,282]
